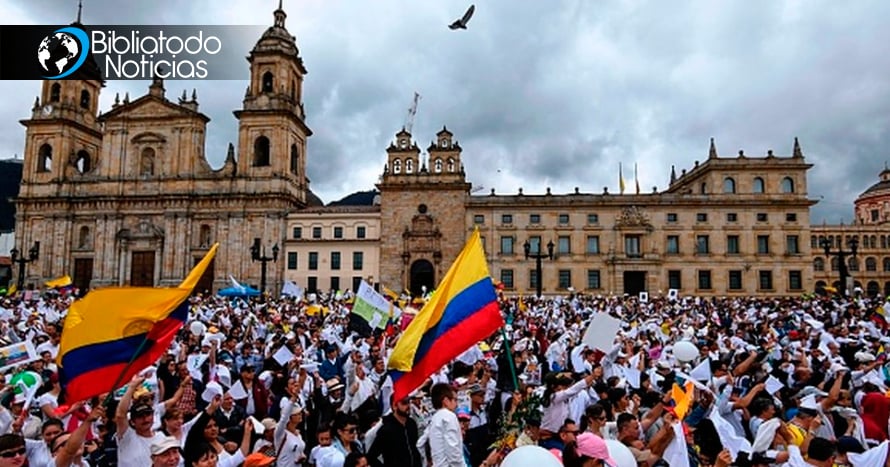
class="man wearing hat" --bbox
[150,436,181,467]
[116,374,165,467]
[464,384,491,466]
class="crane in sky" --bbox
[405,92,421,134]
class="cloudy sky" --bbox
[2,0,889,224]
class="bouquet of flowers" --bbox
[490,392,544,451]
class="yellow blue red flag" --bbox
[57,244,218,403]
[388,229,503,401]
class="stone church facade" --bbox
[14,6,310,293]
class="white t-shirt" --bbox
[24,439,52,467]
[117,428,163,467]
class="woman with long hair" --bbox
[323,412,363,467]
[539,372,596,450]
[184,395,252,467]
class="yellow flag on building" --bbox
[619,162,626,194]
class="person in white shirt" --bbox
[426,383,464,467]
[275,394,307,466]
[116,374,165,467]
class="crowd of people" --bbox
[1,286,890,466]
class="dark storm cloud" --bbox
[2,0,890,217]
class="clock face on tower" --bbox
[42,105,53,116]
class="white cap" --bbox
[855,351,876,363]
[150,436,181,455]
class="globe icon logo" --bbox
[36,27,90,79]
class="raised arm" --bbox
[162,375,190,411]
[56,405,104,467]
[115,374,146,437]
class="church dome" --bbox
[251,2,300,59]
[859,167,890,198]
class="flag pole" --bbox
[500,327,520,391]
[100,335,153,408]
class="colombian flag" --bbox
[57,244,218,403]
[388,229,504,401]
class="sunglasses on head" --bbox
[0,447,25,458]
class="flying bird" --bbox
[449,4,475,30]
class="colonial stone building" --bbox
[283,201,381,294]
[375,133,816,297]
[14,6,311,293]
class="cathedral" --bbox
[14,5,311,293]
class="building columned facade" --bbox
[14,6,311,293]
[14,9,890,298]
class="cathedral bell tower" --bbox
[20,5,104,187]
[234,0,312,205]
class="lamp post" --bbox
[9,241,39,291]
[523,239,554,298]
[820,236,858,297]
[250,237,278,293]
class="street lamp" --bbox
[250,237,279,293]
[820,235,858,297]
[9,241,39,291]
[523,239,554,298]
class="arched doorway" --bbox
[867,281,880,297]
[815,280,826,294]
[410,259,435,297]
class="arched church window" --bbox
[140,147,155,175]
[434,159,443,173]
[262,71,274,93]
[406,158,414,174]
[38,144,52,172]
[75,150,91,174]
[50,83,61,103]
[253,136,270,167]
[753,177,765,193]
[723,177,736,193]
[447,158,455,173]
[78,226,90,249]
[781,177,795,193]
[393,159,402,174]
[290,144,299,175]
[80,89,90,109]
